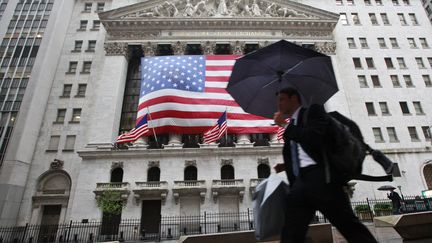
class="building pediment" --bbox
[99,0,339,41]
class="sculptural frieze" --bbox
[120,0,315,19]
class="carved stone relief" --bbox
[111,161,124,169]
[50,159,64,170]
[257,158,269,165]
[232,41,245,55]
[173,41,187,55]
[185,160,197,167]
[314,41,337,55]
[120,0,316,19]
[221,159,233,166]
[142,42,157,56]
[148,160,160,168]
[203,41,216,55]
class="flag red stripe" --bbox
[137,111,270,123]
[206,66,233,71]
[206,55,238,60]
[205,76,229,82]
[204,87,227,93]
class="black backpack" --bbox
[325,111,393,183]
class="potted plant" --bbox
[354,204,372,220]
[96,190,126,215]
[373,203,392,216]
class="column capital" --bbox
[142,42,156,56]
[203,41,216,55]
[104,42,129,58]
[231,41,245,55]
[173,41,187,55]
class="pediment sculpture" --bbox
[121,0,315,19]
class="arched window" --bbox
[184,166,197,181]
[424,163,432,189]
[221,165,234,180]
[110,168,123,183]
[257,164,271,179]
[147,167,160,182]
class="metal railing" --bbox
[173,180,206,188]
[1,196,431,242]
[135,181,168,188]
[95,182,129,190]
[212,179,244,186]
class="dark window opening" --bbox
[182,134,202,148]
[186,44,203,55]
[148,134,169,149]
[251,133,270,146]
[215,44,231,55]
[257,164,271,179]
[218,134,237,147]
[156,44,173,56]
[110,168,123,183]
[244,44,259,54]
[184,166,198,181]
[147,167,160,182]
[221,165,234,180]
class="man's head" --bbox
[277,87,301,116]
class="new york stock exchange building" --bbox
[0,0,432,241]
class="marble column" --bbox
[87,42,130,147]
[235,134,253,147]
[166,133,183,149]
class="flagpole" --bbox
[225,108,228,146]
[146,106,159,147]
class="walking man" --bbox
[387,188,402,214]
[273,87,377,243]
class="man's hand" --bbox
[274,112,288,127]
[273,163,285,173]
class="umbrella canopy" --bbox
[377,185,397,191]
[227,39,338,119]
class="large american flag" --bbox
[137,55,278,135]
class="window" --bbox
[92,20,100,30]
[379,102,390,115]
[423,75,432,87]
[84,3,92,12]
[358,75,368,87]
[365,102,376,115]
[364,0,371,5]
[392,163,402,177]
[73,40,83,52]
[408,38,417,48]
[347,0,354,5]
[62,84,72,97]
[375,0,382,5]
[47,135,60,151]
[369,13,378,25]
[403,75,414,87]
[413,101,424,115]
[111,168,123,183]
[409,14,418,25]
[56,109,66,123]
[79,20,87,30]
[184,166,197,181]
[67,62,78,73]
[336,0,343,5]
[77,84,87,97]
[387,127,399,142]
[399,102,410,114]
[385,58,394,68]
[97,2,105,11]
[378,38,387,48]
[390,38,399,48]
[64,135,76,151]
[373,127,384,142]
[398,13,407,25]
[408,127,420,141]
[257,164,270,179]
[366,57,375,68]
[371,75,381,87]
[347,38,356,48]
[429,58,432,68]
[71,108,81,122]
[82,61,91,73]
[381,13,390,25]
[422,126,431,140]
[87,40,96,52]
[416,57,425,69]
[402,0,409,5]
[221,165,234,179]
[340,13,348,25]
[360,38,368,48]
[352,13,361,24]
[353,57,362,68]
[147,167,160,182]
[420,38,429,48]
[392,0,399,5]
[397,57,406,68]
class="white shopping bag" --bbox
[253,174,289,241]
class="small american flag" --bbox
[276,118,291,141]
[116,114,150,144]
[203,111,227,144]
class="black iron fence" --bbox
[1,196,431,242]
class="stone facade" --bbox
[0,0,431,227]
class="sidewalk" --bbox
[332,223,402,243]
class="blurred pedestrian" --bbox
[387,189,402,214]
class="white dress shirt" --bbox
[288,107,317,168]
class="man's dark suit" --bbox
[280,104,377,243]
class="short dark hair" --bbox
[277,87,301,103]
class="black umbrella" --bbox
[377,185,397,191]
[227,40,338,119]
